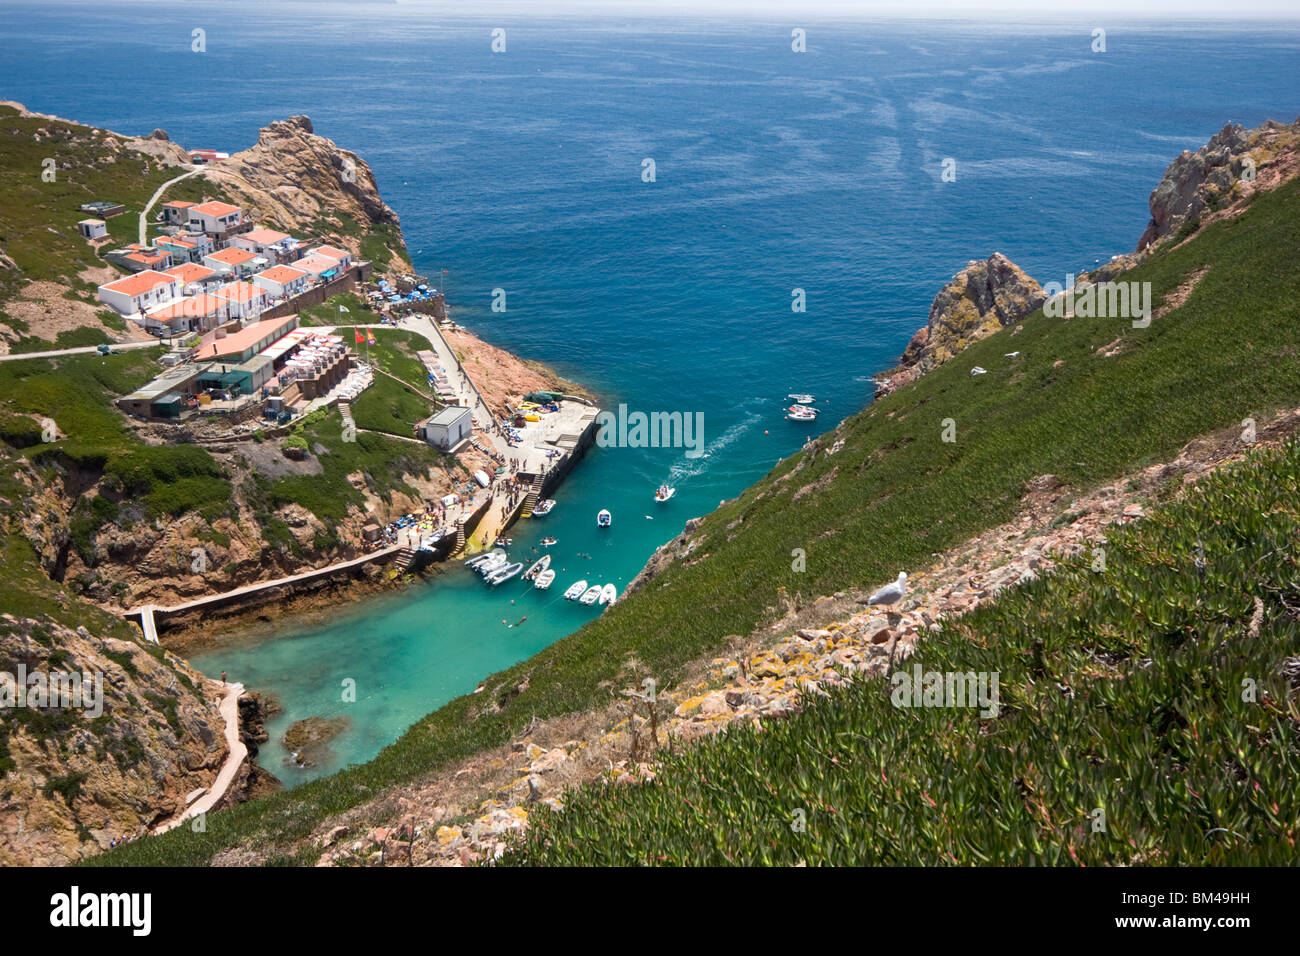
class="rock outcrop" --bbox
[0,616,229,865]
[1137,116,1300,251]
[875,253,1045,395]
[202,115,411,270]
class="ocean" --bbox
[3,2,1298,781]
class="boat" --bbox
[487,562,524,586]
[599,583,618,606]
[540,536,557,547]
[473,469,491,489]
[464,548,504,569]
[564,579,588,601]
[579,585,602,605]
[532,499,556,515]
[596,509,612,528]
[476,551,508,575]
[788,393,815,404]
[654,484,675,503]
[786,404,818,422]
[534,569,556,590]
[523,554,551,581]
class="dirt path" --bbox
[153,682,246,835]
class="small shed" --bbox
[78,218,107,240]
[420,405,472,452]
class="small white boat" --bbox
[473,469,491,488]
[788,393,815,404]
[532,499,556,515]
[523,554,551,581]
[476,552,508,575]
[534,569,556,590]
[599,583,618,606]
[579,585,602,605]
[488,562,524,586]
[596,509,612,528]
[540,536,557,547]
[564,579,589,601]
[786,405,818,422]
[465,548,505,570]
[654,484,675,503]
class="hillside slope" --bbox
[102,118,1300,866]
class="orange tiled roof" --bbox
[101,270,176,297]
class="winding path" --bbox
[152,681,246,835]
[139,166,203,246]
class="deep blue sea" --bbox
[3,2,1298,782]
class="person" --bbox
[221,671,226,686]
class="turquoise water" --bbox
[4,3,1299,782]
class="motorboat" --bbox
[786,405,818,422]
[532,499,556,515]
[654,484,675,503]
[523,554,551,581]
[487,562,524,586]
[540,536,557,547]
[564,579,589,601]
[579,585,602,605]
[465,548,505,570]
[599,583,618,606]
[534,569,556,590]
[596,509,612,528]
[788,393,815,404]
[476,551,508,575]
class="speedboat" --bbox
[532,499,556,515]
[534,569,556,590]
[564,579,588,601]
[579,585,602,605]
[596,509,612,528]
[523,554,551,581]
[788,393,815,404]
[488,562,524,586]
[786,405,818,422]
[654,485,675,503]
[465,548,505,570]
[599,583,618,606]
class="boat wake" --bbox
[669,407,764,481]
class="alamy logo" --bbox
[0,666,102,717]
[890,665,1000,717]
[50,886,151,936]
[595,403,705,459]
[1042,274,1152,328]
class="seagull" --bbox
[970,366,987,376]
[1005,351,1020,358]
[862,572,908,606]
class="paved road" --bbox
[0,340,162,363]
[139,166,204,245]
[152,682,247,835]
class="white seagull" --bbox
[865,572,908,606]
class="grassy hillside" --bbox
[99,172,1300,866]
[508,438,1300,865]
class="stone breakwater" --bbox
[302,407,1300,867]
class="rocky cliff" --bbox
[1137,115,1300,251]
[202,115,412,272]
[0,614,230,865]
[874,252,1045,395]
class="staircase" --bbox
[521,474,543,517]
[339,401,355,430]
[393,547,418,572]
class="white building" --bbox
[213,281,269,321]
[310,245,353,271]
[252,264,309,299]
[98,270,181,317]
[187,200,243,236]
[78,218,107,240]
[419,406,473,451]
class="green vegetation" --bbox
[297,291,370,327]
[349,328,440,438]
[98,169,1300,866]
[509,439,1300,865]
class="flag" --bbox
[338,304,349,313]
[366,327,376,346]
[354,329,365,344]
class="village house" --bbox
[310,245,354,271]
[79,200,125,219]
[292,253,345,282]
[163,262,222,294]
[155,233,210,264]
[233,227,299,263]
[98,270,181,317]
[252,264,309,300]
[187,200,245,238]
[203,246,264,278]
[213,280,269,321]
[160,200,195,226]
[77,218,107,240]
[145,293,231,335]
[121,247,173,273]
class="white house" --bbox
[155,233,212,264]
[145,293,231,334]
[252,264,309,299]
[162,262,222,294]
[213,281,269,321]
[78,218,107,240]
[187,200,243,236]
[292,253,343,281]
[310,245,353,271]
[204,246,262,277]
[233,228,298,261]
[160,200,195,226]
[98,270,181,317]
